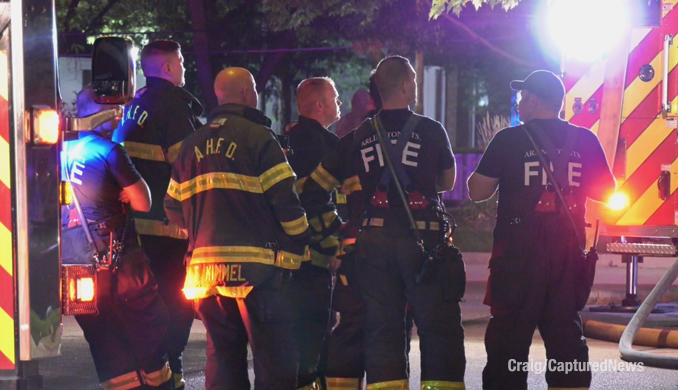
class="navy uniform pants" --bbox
[141,235,194,389]
[356,221,466,389]
[324,267,365,389]
[195,278,299,390]
[482,215,591,390]
[293,261,333,389]
[75,248,172,389]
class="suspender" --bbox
[373,114,422,190]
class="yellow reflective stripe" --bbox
[122,141,165,162]
[166,141,184,164]
[565,60,608,121]
[170,164,294,201]
[622,47,678,120]
[277,247,310,269]
[167,178,182,201]
[0,136,10,189]
[101,370,141,390]
[336,192,347,204]
[184,286,252,299]
[173,373,186,389]
[190,245,309,269]
[309,216,323,232]
[564,27,651,121]
[310,164,340,192]
[366,380,409,390]
[141,361,172,386]
[322,210,338,227]
[624,116,672,182]
[421,381,466,390]
[280,214,309,236]
[135,219,188,240]
[183,265,255,299]
[341,175,362,195]
[0,309,15,366]
[166,141,183,164]
[295,177,308,194]
[178,172,263,201]
[319,235,339,249]
[260,162,295,191]
[191,246,276,265]
[616,155,678,225]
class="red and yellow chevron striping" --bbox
[0,47,14,370]
[565,2,678,227]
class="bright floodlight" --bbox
[548,0,630,62]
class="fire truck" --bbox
[543,0,678,310]
[0,0,134,388]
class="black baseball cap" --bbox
[510,70,565,105]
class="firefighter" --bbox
[65,86,172,390]
[164,67,311,390]
[113,40,203,390]
[286,77,342,390]
[467,70,616,390]
[300,56,464,390]
[320,74,380,390]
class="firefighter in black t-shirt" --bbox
[113,40,203,390]
[468,70,616,390]
[64,86,172,390]
[301,56,464,390]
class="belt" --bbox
[362,217,440,231]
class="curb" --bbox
[586,286,678,306]
[583,319,678,348]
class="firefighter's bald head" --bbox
[214,67,258,108]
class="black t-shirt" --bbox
[312,109,454,210]
[360,109,454,208]
[475,119,615,218]
[66,134,142,221]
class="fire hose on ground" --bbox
[583,257,678,369]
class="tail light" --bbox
[62,265,98,316]
[32,106,59,145]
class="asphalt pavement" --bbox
[38,253,678,389]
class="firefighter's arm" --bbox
[108,144,152,212]
[160,98,201,164]
[468,128,504,202]
[164,164,186,229]
[123,179,152,212]
[435,123,457,192]
[436,166,456,192]
[468,173,499,202]
[301,134,355,242]
[258,129,310,241]
[586,134,617,202]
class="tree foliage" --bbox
[55,0,541,129]
[430,0,521,19]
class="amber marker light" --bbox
[607,192,630,211]
[33,107,60,144]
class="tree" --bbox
[429,0,521,19]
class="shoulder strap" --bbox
[374,113,422,189]
[529,122,577,189]
[66,135,107,258]
[372,114,424,247]
[522,125,583,247]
